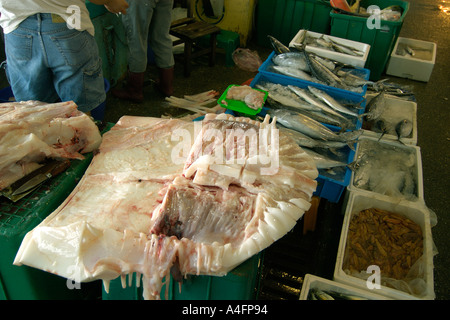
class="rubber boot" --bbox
[156,67,174,97]
[112,71,145,103]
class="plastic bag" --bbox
[232,48,262,72]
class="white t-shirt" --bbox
[0,0,95,35]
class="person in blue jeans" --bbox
[0,0,128,113]
[112,0,175,102]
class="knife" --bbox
[11,159,71,196]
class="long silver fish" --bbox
[324,36,364,57]
[305,54,349,89]
[303,148,347,169]
[288,85,354,124]
[269,108,362,142]
[256,82,320,112]
[272,52,310,72]
[307,86,359,118]
[395,119,413,143]
[272,65,313,82]
[373,119,389,141]
[336,70,374,87]
[280,127,351,150]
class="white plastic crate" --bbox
[334,190,435,300]
[349,136,424,203]
[386,37,436,82]
[300,274,391,300]
[361,94,417,145]
[289,29,371,68]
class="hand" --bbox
[104,0,129,14]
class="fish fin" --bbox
[358,113,366,121]
[347,161,358,172]
[347,141,357,151]
[377,131,386,142]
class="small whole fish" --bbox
[325,36,364,57]
[395,119,413,142]
[373,119,388,141]
[360,90,385,121]
[337,70,374,87]
[405,45,416,56]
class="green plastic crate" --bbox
[330,0,410,81]
[198,30,241,67]
[103,252,263,300]
[85,0,107,19]
[256,0,332,48]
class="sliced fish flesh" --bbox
[0,100,101,190]
[14,113,318,300]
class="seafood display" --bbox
[362,94,417,145]
[14,113,318,300]
[303,33,364,57]
[266,36,372,93]
[256,81,363,130]
[343,207,423,285]
[223,85,266,110]
[0,101,101,191]
[351,139,419,201]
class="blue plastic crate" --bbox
[250,72,358,203]
[259,51,370,100]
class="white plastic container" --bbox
[300,274,391,300]
[334,190,435,300]
[289,29,371,68]
[349,136,424,203]
[361,94,418,145]
[386,37,437,82]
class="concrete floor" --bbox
[103,0,449,300]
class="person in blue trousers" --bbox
[112,0,175,102]
[0,0,128,113]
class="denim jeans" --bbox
[122,0,174,72]
[4,13,105,113]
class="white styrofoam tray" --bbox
[349,136,424,203]
[386,37,437,82]
[289,29,371,68]
[334,190,435,300]
[361,94,418,145]
[299,274,391,300]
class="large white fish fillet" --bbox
[14,113,318,300]
[0,100,102,190]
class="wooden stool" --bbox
[170,17,221,77]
